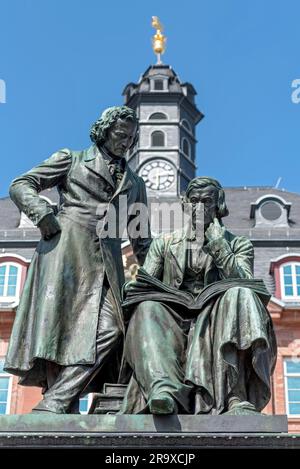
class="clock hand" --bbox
[158,171,170,178]
[155,170,160,188]
[152,171,169,189]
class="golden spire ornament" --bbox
[151,16,166,65]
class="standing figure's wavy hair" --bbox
[184,176,229,219]
[90,106,139,148]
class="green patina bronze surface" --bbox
[4,107,151,413]
[0,413,288,433]
[120,177,277,416]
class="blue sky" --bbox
[0,0,299,197]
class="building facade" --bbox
[0,64,300,430]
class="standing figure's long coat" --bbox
[4,144,151,387]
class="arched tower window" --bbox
[182,138,190,158]
[181,119,191,131]
[151,131,165,147]
[149,112,168,120]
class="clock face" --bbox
[140,159,175,191]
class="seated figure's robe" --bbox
[121,227,277,414]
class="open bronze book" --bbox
[122,268,271,313]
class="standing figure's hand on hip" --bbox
[38,213,61,240]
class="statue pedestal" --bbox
[0,414,298,449]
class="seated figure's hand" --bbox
[38,213,61,240]
[205,217,225,243]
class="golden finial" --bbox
[151,16,166,65]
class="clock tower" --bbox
[122,19,203,199]
[123,64,203,197]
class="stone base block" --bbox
[0,414,297,449]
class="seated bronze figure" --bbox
[120,177,277,416]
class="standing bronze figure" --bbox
[121,177,277,415]
[4,106,151,413]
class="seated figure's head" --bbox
[90,106,139,157]
[185,177,229,225]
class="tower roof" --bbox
[123,65,203,123]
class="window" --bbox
[182,138,190,157]
[149,112,167,120]
[250,194,291,227]
[181,119,191,131]
[0,360,12,415]
[280,263,300,300]
[150,78,168,92]
[260,201,282,221]
[154,80,164,90]
[151,131,165,147]
[0,263,20,299]
[284,359,300,417]
[79,394,92,414]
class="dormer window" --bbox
[150,77,168,92]
[154,80,164,90]
[260,201,282,221]
[250,195,291,227]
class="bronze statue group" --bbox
[4,106,277,416]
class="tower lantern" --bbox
[123,18,204,199]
